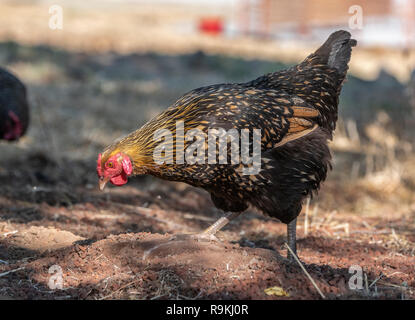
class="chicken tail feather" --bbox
[311,30,357,75]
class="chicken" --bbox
[97,30,356,260]
[0,67,29,141]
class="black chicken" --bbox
[0,67,29,141]
[97,30,356,260]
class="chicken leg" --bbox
[287,218,297,261]
[170,211,242,242]
[202,211,242,236]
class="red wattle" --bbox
[110,171,128,186]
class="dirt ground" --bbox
[0,1,414,300]
[0,158,414,300]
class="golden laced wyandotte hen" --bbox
[0,67,29,141]
[97,30,356,261]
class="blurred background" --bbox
[0,0,414,300]
[0,0,414,219]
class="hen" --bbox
[97,30,356,260]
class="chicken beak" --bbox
[99,176,110,191]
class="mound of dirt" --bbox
[5,226,84,253]
[1,232,358,300]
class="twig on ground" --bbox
[99,279,140,300]
[369,274,383,288]
[284,243,326,299]
[332,223,350,236]
[2,230,18,237]
[177,290,204,300]
[183,213,215,222]
[0,267,25,278]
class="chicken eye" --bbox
[107,161,113,168]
